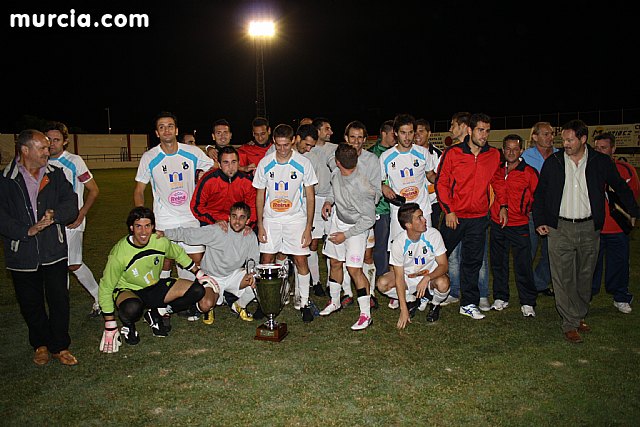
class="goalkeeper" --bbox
[98,207,216,353]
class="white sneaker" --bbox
[351,313,373,330]
[293,295,301,310]
[319,302,341,316]
[479,297,491,312]
[440,295,459,306]
[459,304,485,320]
[521,305,536,317]
[613,301,632,314]
[491,299,509,311]
[418,297,430,312]
[388,298,399,309]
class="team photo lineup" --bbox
[1,110,639,366]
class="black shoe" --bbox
[407,300,420,318]
[301,305,314,323]
[426,304,441,322]
[313,282,326,297]
[162,314,172,332]
[253,305,265,320]
[121,324,140,345]
[540,288,555,297]
[144,309,169,337]
[370,295,379,310]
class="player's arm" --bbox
[68,178,99,229]
[393,264,411,329]
[302,184,315,247]
[255,188,267,243]
[133,181,147,206]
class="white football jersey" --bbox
[48,150,93,231]
[390,228,446,276]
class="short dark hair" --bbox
[379,120,394,135]
[335,143,358,169]
[470,113,491,130]
[230,201,251,218]
[178,133,194,143]
[273,124,294,139]
[594,132,616,147]
[344,120,368,138]
[43,121,69,142]
[562,119,589,140]
[252,117,269,128]
[218,145,239,160]
[393,114,416,133]
[296,124,318,141]
[397,203,420,230]
[126,206,155,233]
[503,134,524,149]
[16,129,43,151]
[451,112,471,126]
[155,111,178,128]
[312,117,330,131]
[212,119,231,132]
[415,119,431,132]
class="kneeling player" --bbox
[163,202,260,323]
[98,207,215,353]
[376,203,450,329]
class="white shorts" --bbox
[366,227,375,249]
[260,217,310,256]
[208,269,253,305]
[66,228,84,265]
[322,215,367,268]
[312,196,330,239]
[383,274,421,300]
[174,240,205,255]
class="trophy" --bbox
[248,259,290,342]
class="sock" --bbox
[342,265,353,297]
[432,288,449,305]
[237,288,255,308]
[363,263,376,296]
[309,251,319,285]
[73,263,99,303]
[329,279,342,305]
[357,295,371,318]
[298,273,310,307]
[160,270,171,279]
[177,265,196,281]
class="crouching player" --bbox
[376,203,450,329]
[99,207,215,352]
[320,144,377,330]
[162,202,260,323]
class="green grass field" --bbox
[1,168,639,426]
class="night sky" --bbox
[2,0,638,144]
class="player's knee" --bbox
[186,281,206,303]
[433,274,450,292]
[118,298,144,324]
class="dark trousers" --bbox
[441,216,488,307]
[528,216,551,291]
[490,222,537,306]
[11,260,71,353]
[592,232,632,303]
[430,202,442,231]
[373,213,390,277]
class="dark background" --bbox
[2,0,638,144]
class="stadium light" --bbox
[248,20,275,118]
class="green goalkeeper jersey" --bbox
[98,234,194,313]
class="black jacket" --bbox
[532,145,639,231]
[0,161,78,271]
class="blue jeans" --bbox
[592,232,633,303]
[448,229,489,300]
[529,216,551,291]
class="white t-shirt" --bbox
[252,150,318,222]
[389,228,447,276]
[135,143,213,230]
[48,150,93,231]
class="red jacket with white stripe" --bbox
[490,159,539,226]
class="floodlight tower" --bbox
[249,20,275,119]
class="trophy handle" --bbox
[247,258,256,276]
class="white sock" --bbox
[342,265,353,297]
[357,295,371,318]
[298,273,310,306]
[73,263,99,302]
[309,251,319,284]
[432,289,449,305]
[329,280,342,306]
[363,263,376,295]
[237,289,255,308]
[177,265,195,281]
[160,270,171,279]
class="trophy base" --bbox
[254,323,288,342]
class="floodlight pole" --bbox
[255,39,267,118]
[105,107,112,134]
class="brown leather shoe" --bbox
[52,350,78,366]
[578,320,591,333]
[33,346,50,365]
[564,329,583,343]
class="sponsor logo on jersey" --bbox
[169,172,184,188]
[271,199,292,212]
[168,189,188,206]
[400,186,419,201]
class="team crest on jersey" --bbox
[182,162,190,170]
[422,247,428,254]
[413,159,420,167]
[400,186,419,201]
[154,256,159,265]
[290,170,297,180]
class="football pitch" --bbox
[0,168,638,426]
